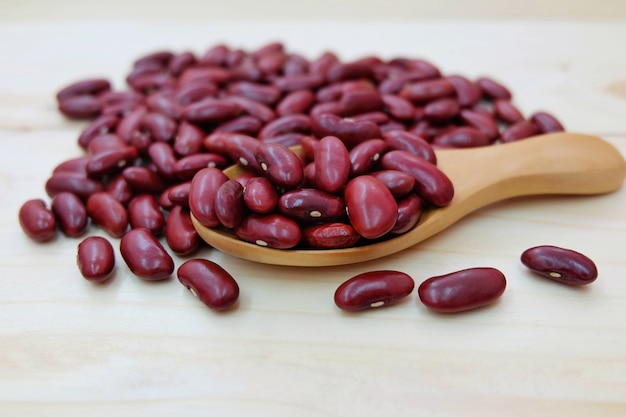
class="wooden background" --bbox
[1,2,626,416]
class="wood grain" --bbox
[1,17,625,417]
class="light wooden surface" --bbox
[1,6,626,417]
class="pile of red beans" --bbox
[18,41,582,312]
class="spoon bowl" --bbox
[192,132,626,266]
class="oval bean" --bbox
[334,270,415,311]
[189,167,229,228]
[18,199,57,242]
[165,206,200,256]
[234,213,302,249]
[128,194,165,235]
[314,135,351,193]
[344,175,398,239]
[51,192,88,237]
[120,228,174,281]
[301,223,360,249]
[177,259,239,311]
[77,236,115,283]
[279,188,346,222]
[520,245,598,285]
[86,192,129,238]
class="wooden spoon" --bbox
[192,132,626,267]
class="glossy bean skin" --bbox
[423,98,460,122]
[258,114,311,141]
[57,78,111,101]
[58,95,102,119]
[87,133,128,155]
[174,122,205,157]
[276,89,315,116]
[383,130,437,165]
[51,192,88,237]
[148,142,178,181]
[339,90,384,116]
[255,142,304,189]
[215,180,246,228]
[334,270,415,311]
[520,245,598,285]
[45,172,104,200]
[344,175,398,239]
[279,188,346,222]
[234,213,302,249]
[76,236,115,283]
[167,181,191,208]
[243,177,279,214]
[183,98,241,123]
[477,77,512,100]
[314,135,351,193]
[433,127,491,148]
[399,78,456,104]
[214,115,263,135]
[86,192,129,238]
[18,199,57,242]
[78,114,120,149]
[301,223,360,249]
[311,113,382,149]
[348,138,388,176]
[500,121,540,143]
[165,206,200,256]
[122,167,168,194]
[446,75,481,107]
[177,259,239,311]
[189,167,229,228]
[370,169,416,199]
[140,112,178,142]
[173,153,230,181]
[418,267,507,313]
[120,228,174,281]
[381,94,415,120]
[381,150,454,207]
[86,147,138,177]
[460,109,500,141]
[493,99,524,124]
[106,174,134,205]
[128,194,165,235]
[391,193,423,234]
[530,111,565,133]
[52,156,90,175]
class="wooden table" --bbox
[1,13,626,417]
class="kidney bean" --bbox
[120,228,174,281]
[309,51,339,77]
[128,194,165,235]
[334,270,415,311]
[260,133,306,147]
[213,179,246,229]
[174,83,217,106]
[18,199,57,242]
[339,90,384,117]
[382,130,437,165]
[521,245,598,285]
[312,113,382,150]
[433,126,491,148]
[166,181,191,208]
[133,50,174,69]
[300,135,319,161]
[86,146,138,177]
[87,133,128,155]
[164,206,199,256]
[243,177,279,214]
[378,70,433,95]
[314,135,351,193]
[460,109,499,141]
[258,114,311,141]
[177,259,239,311]
[399,78,456,104]
[391,193,423,234]
[227,81,281,105]
[309,101,343,119]
[183,98,242,123]
[344,175,398,239]
[500,121,540,143]
[316,83,343,103]
[213,115,263,136]
[147,142,177,181]
[224,96,275,124]
[530,111,565,133]
[423,98,460,122]
[107,174,134,205]
[173,153,229,181]
[58,95,102,119]
[140,112,178,142]
[169,51,197,77]
[179,66,232,86]
[370,170,416,199]
[53,156,90,175]
[273,74,325,92]
[86,192,128,237]
[122,167,168,194]
[410,120,455,143]
[188,167,229,228]
[327,61,376,82]
[279,188,346,222]
[51,192,88,237]
[276,89,316,116]
[381,150,454,207]
[477,77,512,100]
[283,53,310,76]
[301,223,360,249]
[223,133,263,172]
[115,106,147,143]
[445,75,480,107]
[493,99,524,124]
[349,138,388,176]
[350,111,389,126]
[381,94,415,120]
[78,114,120,149]
[57,78,111,101]
[129,72,175,94]
[234,213,301,249]
[99,90,145,109]
[45,172,104,200]
[255,142,304,189]
[76,236,115,283]
[257,51,286,75]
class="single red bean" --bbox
[234,213,301,249]
[144,91,183,120]
[316,83,343,103]
[167,182,191,208]
[493,99,524,124]
[174,83,217,106]
[179,66,231,86]
[500,121,540,143]
[18,199,57,242]
[140,112,178,142]
[122,167,168,194]
[86,192,128,237]
[168,51,197,77]
[283,53,310,76]
[344,175,398,239]
[433,127,491,148]
[334,270,415,311]
[86,146,139,177]
[460,109,500,141]
[78,114,120,149]
[214,179,246,229]
[349,138,388,176]
[159,188,175,211]
[224,96,275,124]
[133,50,174,68]
[278,188,346,222]
[147,142,178,181]
[273,74,325,92]
[120,228,174,281]
[87,133,128,155]
[446,75,481,107]
[391,193,423,234]
[258,114,311,141]
[370,170,416,199]
[76,236,115,283]
[173,153,229,181]
[128,194,165,235]
[301,223,360,249]
[381,94,416,120]
[521,245,598,285]
[126,132,153,154]
[116,106,147,143]
[213,115,263,136]
[177,259,239,311]
[309,51,339,77]
[183,98,242,123]
[165,206,199,256]
[173,121,205,157]
[57,78,111,101]
[350,111,389,126]
[399,78,456,104]
[222,133,263,172]
[530,111,565,133]
[327,61,376,82]
[261,132,307,147]
[243,177,279,214]
[477,77,512,100]
[418,267,506,313]
[381,150,454,207]
[257,51,287,75]
[45,172,104,200]
[228,81,282,105]
[51,192,88,237]
[314,135,351,193]
[199,44,229,66]
[339,90,384,117]
[378,70,436,95]
[276,90,316,116]
[128,73,175,94]
[423,98,460,122]
[312,113,382,150]
[383,130,437,164]
[52,156,89,175]
[99,90,145,109]
[106,174,134,205]
[58,95,102,119]
[309,101,343,118]
[255,142,304,189]
[189,167,229,228]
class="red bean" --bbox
[183,98,242,123]
[215,180,246,228]
[423,98,460,122]
[174,83,217,106]
[334,270,415,311]
[86,192,129,238]
[311,113,382,149]
[147,142,178,181]
[52,156,90,175]
[120,228,174,281]
[222,133,263,172]
[173,121,205,157]
[106,174,134,205]
[276,89,316,116]
[224,96,275,124]
[314,135,351,193]
[76,236,115,283]
[18,199,57,242]
[165,206,200,256]
[177,259,239,311]
[350,111,389,126]
[180,66,231,86]
[87,133,128,155]
[258,114,311,141]
[493,99,524,124]
[78,114,120,149]
[51,192,88,237]
[243,177,279,214]
[521,245,598,285]
[381,94,415,120]
[140,112,178,142]
[86,146,138,177]
[273,74,325,92]
[348,138,388,176]
[116,106,147,143]
[189,167,229,228]
[477,77,512,100]
[309,101,343,118]
[370,169,416,199]
[500,121,540,143]
[344,175,398,239]
[418,267,507,313]
[169,51,197,77]
[433,127,491,148]
[399,78,456,104]
[167,181,191,208]
[234,213,301,249]
[146,92,184,120]
[173,153,230,181]
[228,81,282,105]
[446,75,481,107]
[339,90,384,116]
[122,167,168,194]
[214,115,263,136]
[460,109,500,140]
[255,142,304,189]
[57,78,111,101]
[301,223,360,249]
[391,193,423,234]
[279,188,346,222]
[128,194,165,235]
[530,111,565,133]
[58,95,102,119]
[382,130,437,165]
[45,172,104,200]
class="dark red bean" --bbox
[423,98,460,122]
[276,89,316,116]
[223,134,263,172]
[78,114,120,149]
[116,106,147,143]
[173,153,230,181]
[460,109,500,141]
[521,245,598,285]
[57,78,111,101]
[174,83,217,106]
[327,61,376,82]
[433,127,491,148]
[45,172,104,200]
[477,77,512,100]
[167,182,191,208]
[339,90,384,117]
[301,223,360,249]
[76,236,115,283]
[165,206,200,256]
[18,199,57,242]
[381,150,454,207]
[224,96,275,124]
[316,84,343,103]
[334,270,415,311]
[530,111,565,133]
[173,121,204,157]
[273,74,325,92]
[122,167,168,194]
[213,115,263,136]
[258,114,311,141]
[500,121,540,143]
[215,180,246,228]
[58,95,102,119]
[140,112,178,142]
[107,174,134,205]
[446,75,481,107]
[391,193,423,234]
[381,94,415,120]
[234,213,301,249]
[314,135,351,193]
[87,133,128,155]
[199,44,229,66]
[350,111,389,126]
[51,192,88,237]
[145,91,184,120]
[399,78,456,104]
[52,156,89,175]
[128,73,175,94]
[279,188,346,222]
[177,259,239,311]
[255,142,304,189]
[418,267,507,313]
[183,98,242,123]
[189,167,229,228]
[344,175,398,239]
[133,50,173,69]
[86,192,128,238]
[147,142,178,181]
[348,138,388,176]
[309,101,343,119]
[120,228,174,281]
[228,81,282,105]
[493,99,524,124]
[370,170,416,199]
[261,132,307,147]
[168,51,197,77]
[309,51,339,77]
[383,130,437,165]
[180,66,231,86]
[86,146,138,177]
[243,177,279,214]
[128,194,165,235]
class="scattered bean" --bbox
[520,245,598,285]
[77,236,115,283]
[334,270,415,311]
